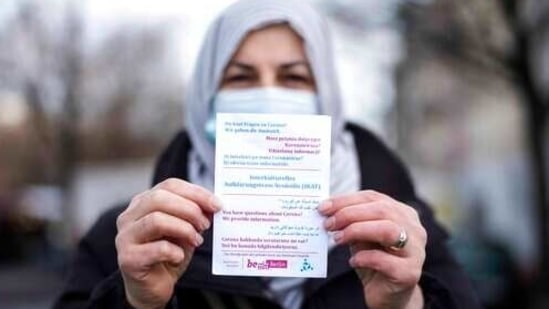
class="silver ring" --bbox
[389,228,408,251]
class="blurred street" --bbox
[0,263,63,309]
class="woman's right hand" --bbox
[115,178,222,309]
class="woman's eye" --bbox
[225,75,251,82]
[282,74,312,86]
[287,74,307,81]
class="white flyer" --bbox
[212,113,331,278]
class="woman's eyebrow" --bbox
[225,61,255,71]
[280,61,311,70]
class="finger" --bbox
[154,178,222,213]
[350,249,421,287]
[119,240,186,272]
[128,211,204,248]
[401,203,422,223]
[129,190,148,208]
[123,188,211,232]
[121,240,186,270]
[117,191,150,230]
[333,220,403,249]
[323,202,399,231]
[318,190,393,216]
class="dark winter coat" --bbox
[53,124,481,309]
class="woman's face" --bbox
[220,24,316,92]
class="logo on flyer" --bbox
[246,259,288,270]
[300,258,314,272]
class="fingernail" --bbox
[201,219,211,231]
[349,257,357,267]
[333,231,344,244]
[317,200,332,214]
[195,233,204,246]
[324,217,335,230]
[210,196,223,212]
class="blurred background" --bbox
[0,0,547,308]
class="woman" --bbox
[54,1,480,308]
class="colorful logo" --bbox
[246,259,288,270]
[300,258,314,272]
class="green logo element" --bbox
[300,258,314,272]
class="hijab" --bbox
[186,0,359,195]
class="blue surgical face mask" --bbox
[204,87,319,143]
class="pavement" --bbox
[0,262,64,309]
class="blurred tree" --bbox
[0,0,183,250]
[504,0,549,306]
[79,22,183,161]
[57,1,82,247]
[0,0,68,187]
[397,0,549,307]
[0,0,83,246]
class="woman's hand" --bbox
[319,190,427,309]
[115,178,222,309]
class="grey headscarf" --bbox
[185,1,360,308]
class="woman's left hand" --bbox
[318,190,427,309]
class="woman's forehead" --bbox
[229,24,308,64]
